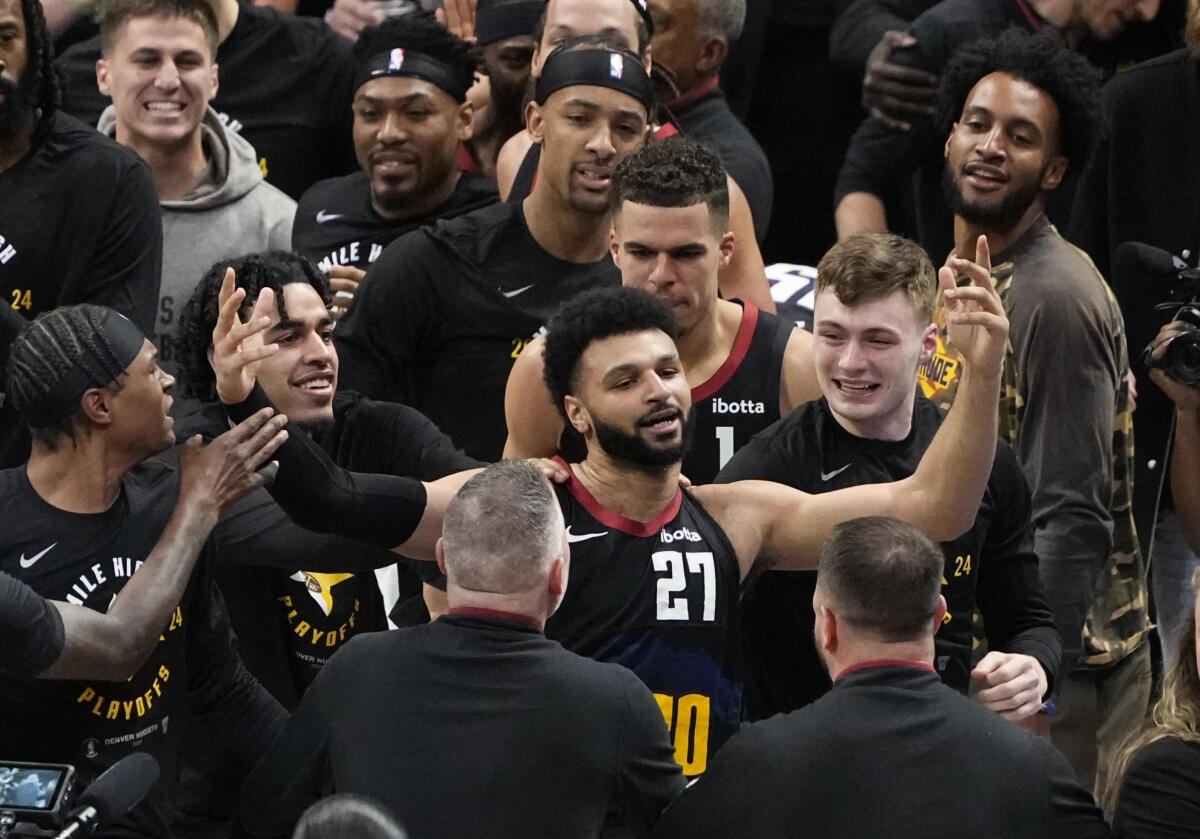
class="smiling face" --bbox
[611,200,732,334]
[528,85,648,214]
[255,283,338,431]
[943,72,1067,232]
[352,75,471,220]
[813,288,937,441]
[97,14,218,151]
[566,329,693,473]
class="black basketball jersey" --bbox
[546,463,742,777]
[686,302,793,484]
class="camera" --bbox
[1145,305,1200,385]
[0,761,77,837]
[1118,241,1200,385]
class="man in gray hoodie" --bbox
[95,0,295,370]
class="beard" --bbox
[592,403,695,477]
[941,164,1045,231]
[0,72,36,140]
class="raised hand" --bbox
[327,264,365,320]
[435,0,477,41]
[942,235,1008,380]
[212,268,279,405]
[177,408,289,514]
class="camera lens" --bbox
[1168,332,1200,384]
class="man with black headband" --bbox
[292,14,498,317]
[217,251,1011,777]
[0,305,287,837]
[496,0,773,311]
[465,0,542,175]
[333,40,654,461]
[0,0,162,468]
[56,0,356,199]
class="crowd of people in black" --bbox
[2,0,1200,836]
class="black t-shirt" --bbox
[671,88,774,243]
[334,201,620,460]
[0,461,283,838]
[716,396,1061,719]
[0,571,64,676]
[0,111,162,468]
[55,3,356,200]
[292,171,499,270]
[182,392,478,707]
[547,466,742,777]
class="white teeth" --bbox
[147,102,183,112]
[299,378,331,390]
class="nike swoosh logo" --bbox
[820,464,852,482]
[316,210,343,224]
[501,284,535,299]
[20,542,57,569]
[565,527,608,544]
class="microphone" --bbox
[1114,240,1185,281]
[53,753,159,838]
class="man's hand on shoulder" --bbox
[177,408,289,516]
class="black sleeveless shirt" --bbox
[546,462,743,776]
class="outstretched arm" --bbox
[705,238,1007,576]
[42,409,288,681]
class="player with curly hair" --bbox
[931,27,1149,795]
[503,137,819,483]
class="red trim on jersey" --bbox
[457,142,483,174]
[690,302,759,403]
[553,455,684,537]
[448,606,543,631]
[1013,0,1043,30]
[668,75,721,111]
[654,122,680,139]
[834,658,937,681]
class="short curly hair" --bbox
[354,12,479,98]
[610,136,729,228]
[177,251,331,401]
[934,28,1104,167]
[542,286,678,421]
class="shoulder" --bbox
[250,180,298,216]
[295,173,356,212]
[42,112,149,175]
[1009,224,1112,308]
[1126,736,1200,779]
[1106,49,1192,101]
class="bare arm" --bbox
[718,177,775,313]
[835,191,890,240]
[779,328,822,414]
[41,410,289,681]
[496,131,534,200]
[503,336,565,459]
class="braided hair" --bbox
[6,306,131,447]
[177,251,331,402]
[19,0,62,127]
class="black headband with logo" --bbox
[535,47,653,114]
[353,48,475,102]
[22,309,147,428]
